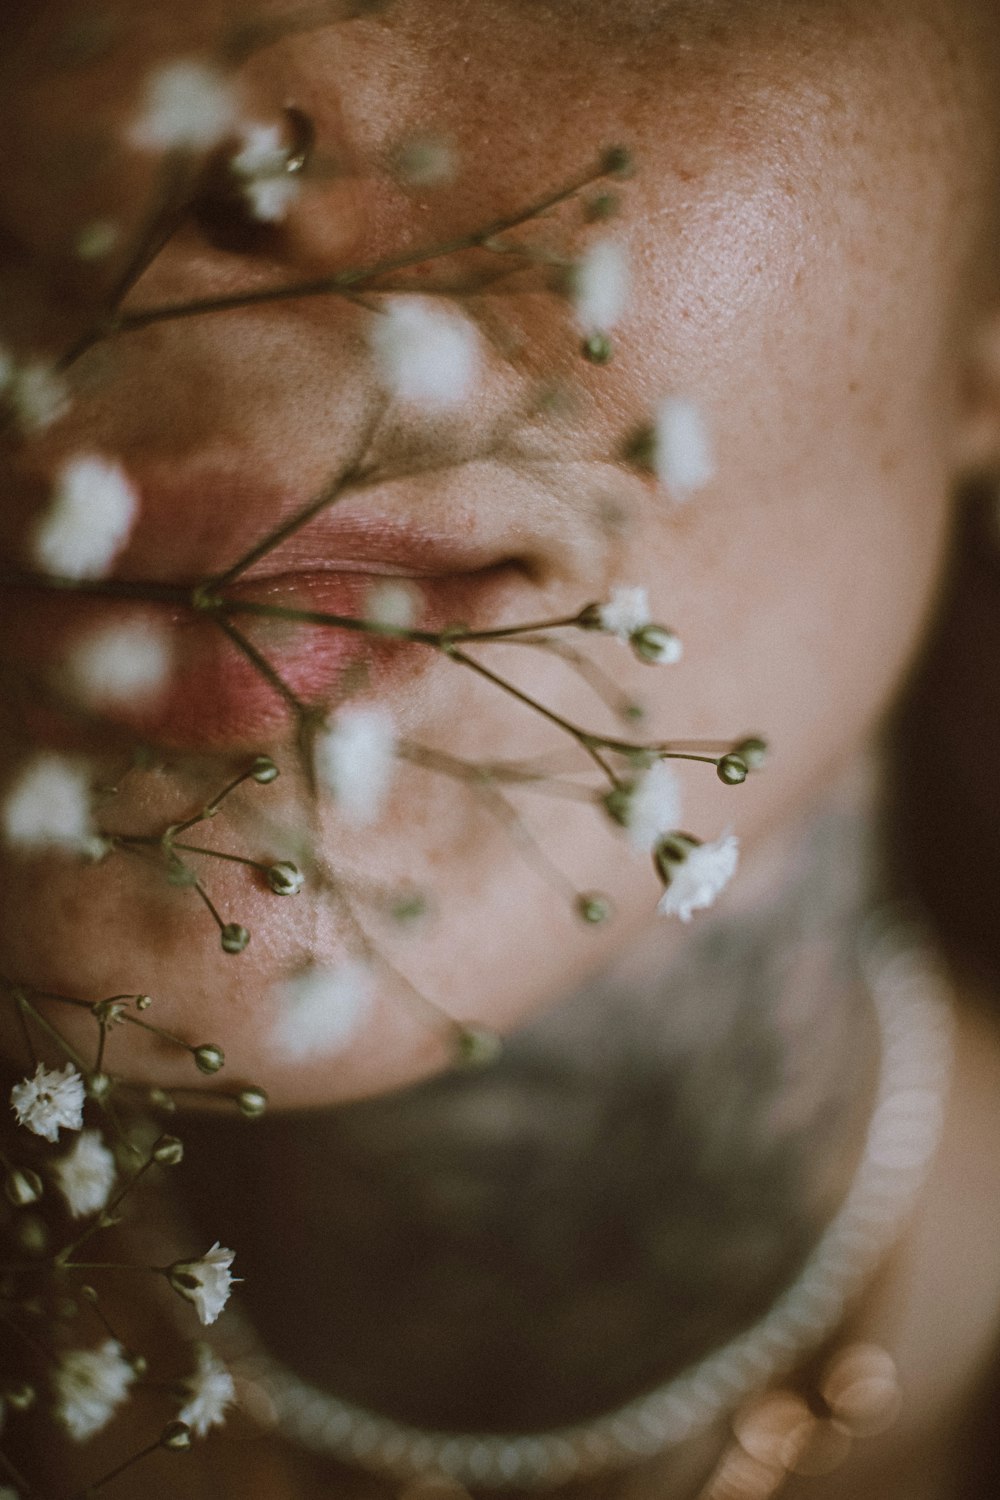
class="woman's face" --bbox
[0,0,997,1106]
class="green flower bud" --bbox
[193,1044,225,1075]
[602,144,632,177]
[220,923,250,954]
[576,892,614,925]
[455,1026,503,1069]
[5,1382,36,1411]
[250,755,279,784]
[87,1072,112,1100]
[4,1168,43,1207]
[734,736,768,771]
[630,624,682,665]
[236,1086,268,1119]
[716,754,748,786]
[267,861,304,896]
[153,1135,185,1166]
[161,1420,193,1451]
[135,994,153,1011]
[582,332,613,365]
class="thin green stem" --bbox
[16,994,89,1074]
[73,1436,163,1497]
[113,156,612,334]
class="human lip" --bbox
[3,463,548,751]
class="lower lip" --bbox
[3,564,522,753]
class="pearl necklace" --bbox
[222,907,953,1492]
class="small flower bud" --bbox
[576,892,614,925]
[161,1420,193,1451]
[135,994,152,1011]
[630,624,683,665]
[582,333,613,365]
[585,190,619,222]
[716,754,748,786]
[12,1213,48,1256]
[734,736,768,771]
[455,1025,503,1069]
[79,1284,99,1302]
[602,144,633,177]
[236,1086,268,1118]
[5,1381,36,1411]
[153,1135,185,1166]
[250,755,279,784]
[220,923,250,954]
[130,1353,148,1377]
[267,861,304,896]
[87,1072,112,1100]
[4,1167,43,1206]
[193,1045,225,1075]
[147,1087,176,1111]
[602,785,632,828]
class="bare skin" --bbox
[4,3,1000,1497]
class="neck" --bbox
[179,771,891,1434]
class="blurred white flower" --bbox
[169,1243,236,1326]
[3,755,94,854]
[129,61,237,152]
[231,123,302,223]
[178,1344,236,1437]
[66,620,171,707]
[656,831,740,922]
[596,585,651,640]
[54,1340,135,1441]
[571,239,629,332]
[622,761,683,854]
[371,298,479,407]
[6,360,71,434]
[52,1129,116,1218]
[272,960,374,1061]
[395,133,457,187]
[365,579,420,632]
[314,705,396,827]
[34,455,138,581]
[11,1064,86,1143]
[654,396,716,502]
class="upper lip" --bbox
[107,456,552,593]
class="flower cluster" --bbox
[0,28,763,1496]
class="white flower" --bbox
[365,580,420,632]
[654,396,716,502]
[596,585,651,640]
[370,298,479,408]
[244,175,302,223]
[230,123,302,223]
[3,755,94,853]
[656,831,740,922]
[622,761,683,854]
[129,61,238,152]
[66,620,171,707]
[314,705,396,827]
[272,960,374,1061]
[169,1243,236,1326]
[52,1130,116,1218]
[11,1064,86,1143]
[571,240,630,332]
[34,455,138,581]
[54,1339,135,1441]
[7,360,71,434]
[177,1344,236,1437]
